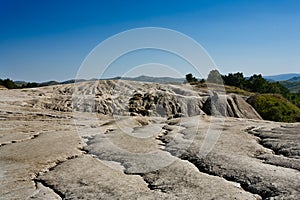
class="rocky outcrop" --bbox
[202,93,262,119]
[23,80,261,120]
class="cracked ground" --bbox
[0,84,299,200]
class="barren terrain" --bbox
[0,80,299,199]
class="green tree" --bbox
[185,73,198,83]
[222,72,246,88]
[0,78,18,89]
[266,82,290,95]
[246,74,268,93]
[199,78,205,84]
[25,82,39,88]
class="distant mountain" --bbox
[12,76,185,89]
[118,75,185,84]
[279,75,300,93]
[39,81,60,86]
[287,76,300,82]
[48,76,185,85]
[61,79,88,84]
[263,73,300,81]
[14,81,28,87]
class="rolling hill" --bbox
[263,73,300,81]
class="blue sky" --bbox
[1,0,300,82]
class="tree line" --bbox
[0,78,39,89]
[186,70,300,108]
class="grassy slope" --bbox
[247,94,300,123]
[195,82,300,123]
[194,82,253,96]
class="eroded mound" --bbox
[9,80,262,120]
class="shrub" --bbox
[0,78,18,89]
[185,73,198,83]
[247,94,300,122]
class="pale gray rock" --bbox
[0,80,299,199]
[22,80,262,120]
[202,93,262,119]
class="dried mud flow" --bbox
[0,80,299,200]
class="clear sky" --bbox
[1,0,300,82]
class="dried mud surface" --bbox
[0,81,299,199]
